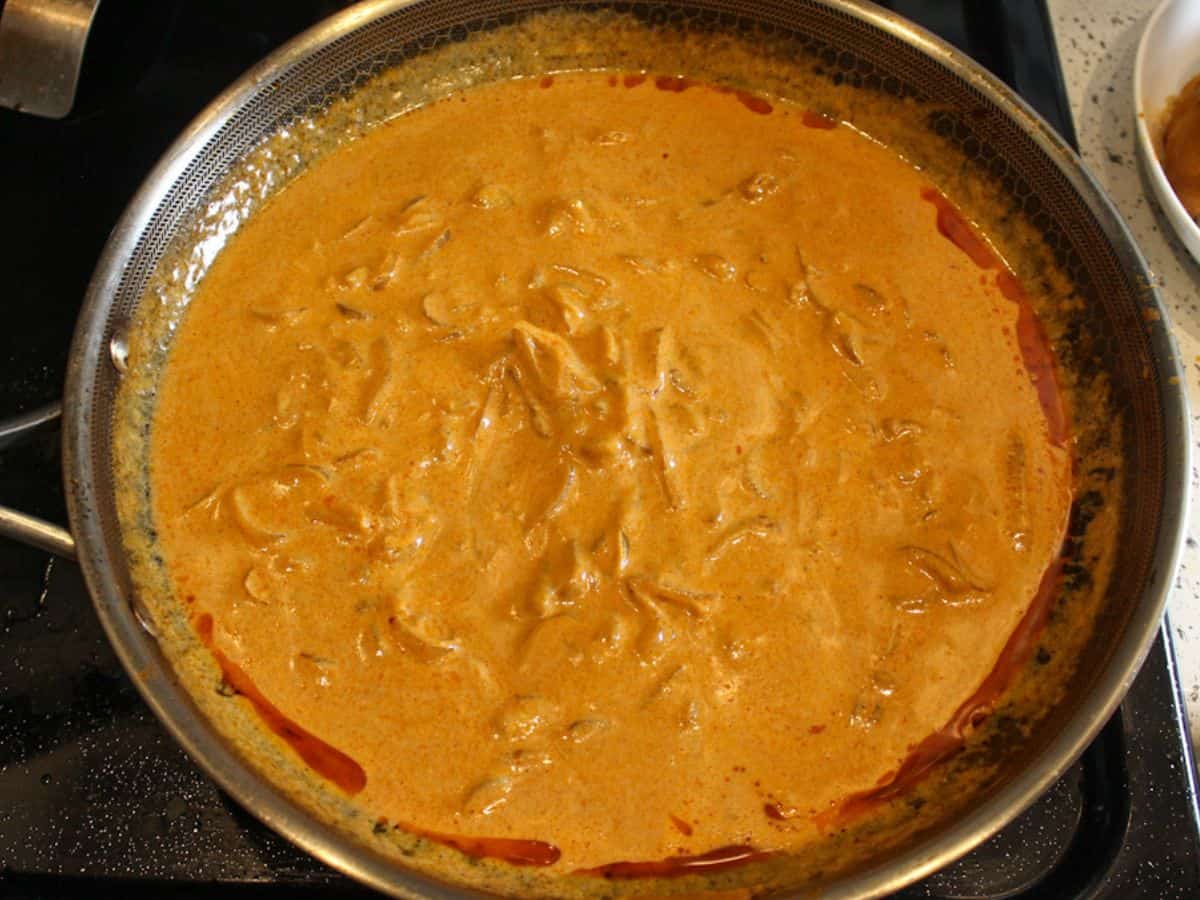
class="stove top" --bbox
[1,1,1198,897]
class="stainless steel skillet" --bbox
[0,0,1188,896]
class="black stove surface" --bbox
[1,1,1198,897]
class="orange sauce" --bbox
[921,188,1067,447]
[819,556,1064,825]
[1162,72,1200,217]
[194,613,366,795]
[151,72,1072,871]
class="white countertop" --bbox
[1048,0,1200,759]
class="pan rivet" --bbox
[109,331,130,375]
[132,597,158,639]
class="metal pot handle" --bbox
[0,402,77,559]
[0,0,102,119]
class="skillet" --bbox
[0,1,1188,895]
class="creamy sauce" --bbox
[1163,72,1200,218]
[149,73,1072,871]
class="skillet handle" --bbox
[0,505,76,559]
[0,401,77,560]
[0,0,102,119]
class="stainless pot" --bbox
[0,0,1188,896]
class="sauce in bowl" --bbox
[1162,72,1200,218]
